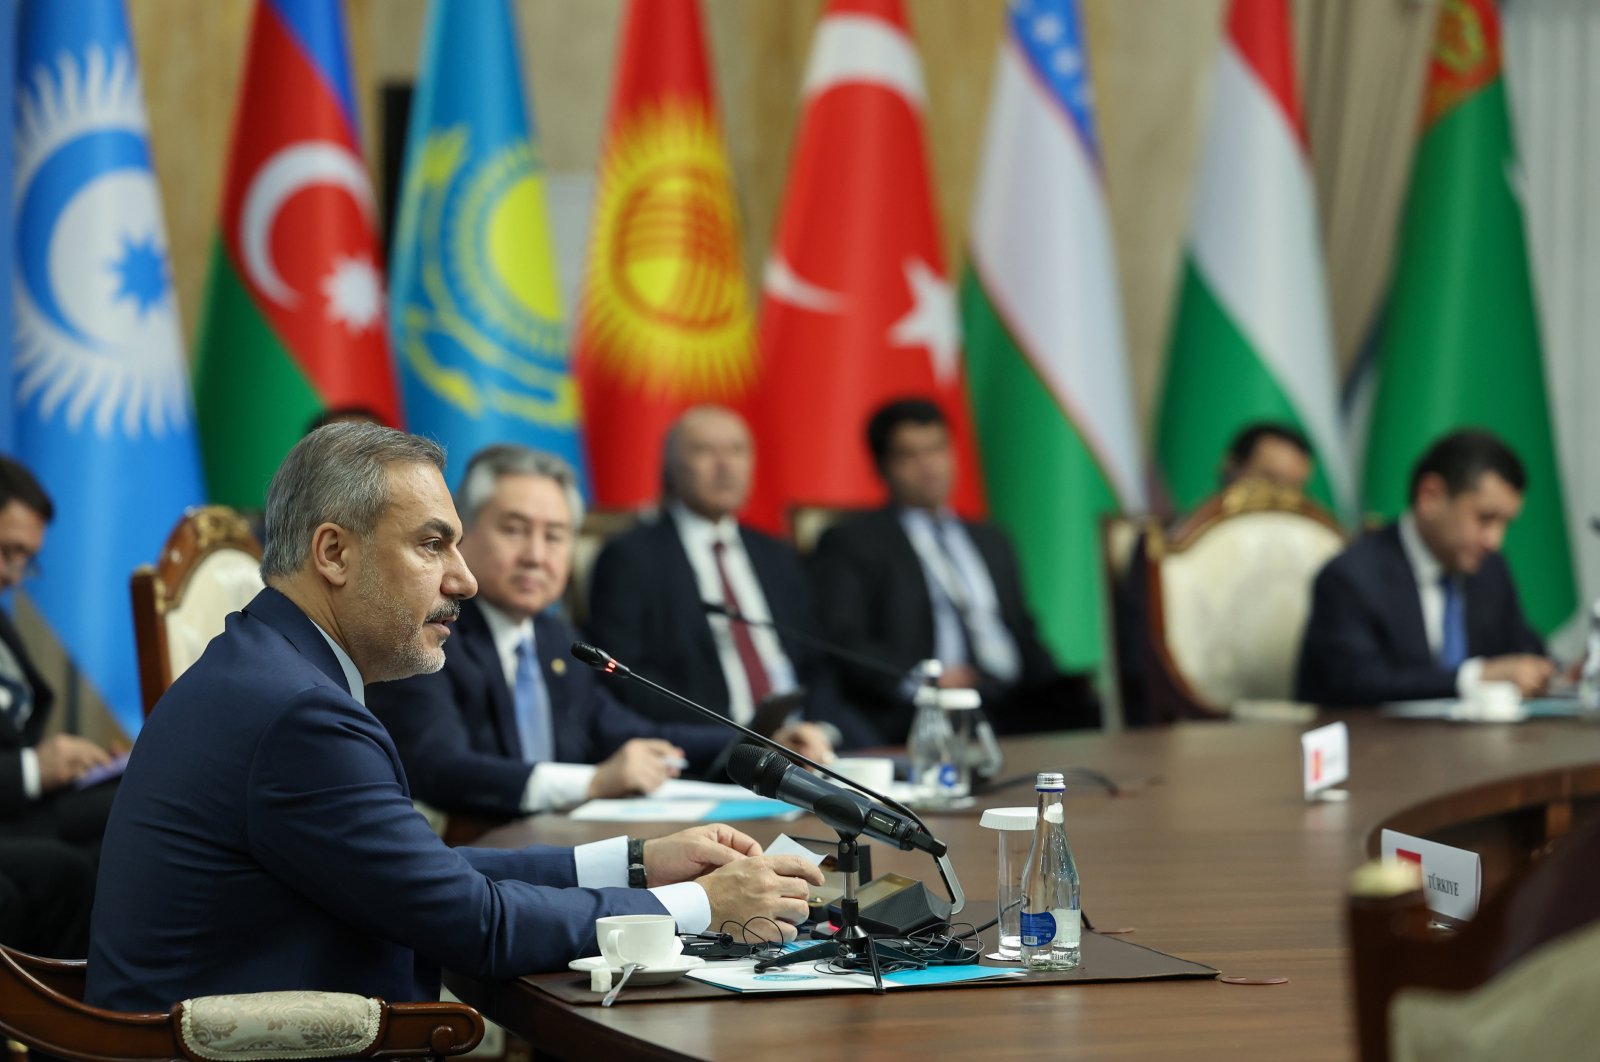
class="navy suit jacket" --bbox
[586,516,868,746]
[1295,524,1545,706]
[86,588,663,1012]
[810,508,1060,744]
[0,608,52,818]
[367,602,730,817]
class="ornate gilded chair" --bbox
[1144,479,1346,720]
[787,504,860,556]
[565,508,641,628]
[0,943,481,1061]
[130,506,265,717]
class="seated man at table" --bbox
[810,398,1098,743]
[369,443,822,816]
[586,406,853,750]
[85,424,823,1012]
[1295,429,1551,707]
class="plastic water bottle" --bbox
[908,686,960,806]
[1579,599,1600,718]
[1019,772,1081,970]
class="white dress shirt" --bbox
[669,504,798,725]
[313,616,710,933]
[1398,514,1482,695]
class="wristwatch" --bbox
[627,837,647,888]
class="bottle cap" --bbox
[1035,772,1066,790]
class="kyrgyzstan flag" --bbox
[573,0,757,510]
[747,0,985,532]
[193,0,400,510]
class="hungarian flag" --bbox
[573,0,756,510]
[193,0,400,510]
[1155,0,1350,518]
[1363,0,1574,635]
[963,0,1144,670]
[747,0,984,531]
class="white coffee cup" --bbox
[1466,680,1524,722]
[596,914,681,968]
[832,757,895,794]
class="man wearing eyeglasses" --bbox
[0,457,118,857]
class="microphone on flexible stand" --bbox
[569,641,964,912]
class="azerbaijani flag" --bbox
[1155,0,1349,518]
[1363,0,1574,635]
[193,0,400,510]
[573,0,756,510]
[390,0,582,491]
[962,0,1143,669]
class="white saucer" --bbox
[568,954,705,985]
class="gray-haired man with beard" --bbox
[86,424,822,1012]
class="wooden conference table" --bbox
[445,715,1600,1060]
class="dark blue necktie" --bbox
[1439,575,1468,670]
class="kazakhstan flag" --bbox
[389,0,584,492]
[11,0,205,736]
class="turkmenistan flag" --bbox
[1155,0,1350,519]
[963,0,1144,670]
[193,0,400,510]
[1363,0,1574,636]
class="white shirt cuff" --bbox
[650,882,711,933]
[20,747,39,800]
[1455,657,1485,698]
[572,836,713,932]
[520,762,598,813]
[574,836,629,889]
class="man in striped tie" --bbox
[1296,430,1552,706]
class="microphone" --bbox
[726,744,945,856]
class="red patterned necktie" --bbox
[712,539,772,705]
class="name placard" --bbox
[1301,721,1349,800]
[1379,829,1482,922]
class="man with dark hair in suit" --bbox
[1295,428,1551,706]
[370,444,776,815]
[586,406,850,751]
[86,424,823,1012]
[0,457,117,853]
[1219,422,1314,496]
[811,398,1098,744]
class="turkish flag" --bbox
[746,0,985,532]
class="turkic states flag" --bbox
[12,0,206,735]
[1363,0,1574,635]
[963,0,1144,670]
[390,0,583,492]
[194,0,401,511]
[573,0,756,510]
[746,0,985,532]
[1156,0,1349,519]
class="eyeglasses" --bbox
[0,543,41,581]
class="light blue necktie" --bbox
[1439,575,1468,671]
[514,636,553,764]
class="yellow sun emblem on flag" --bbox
[579,100,755,398]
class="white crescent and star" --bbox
[240,140,376,310]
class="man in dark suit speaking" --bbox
[1296,429,1551,706]
[811,398,1098,743]
[86,424,823,1012]
[369,444,751,816]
